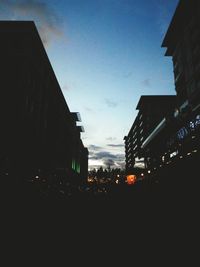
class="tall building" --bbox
[0,21,88,189]
[162,0,200,114]
[134,0,200,184]
[124,95,176,174]
[124,0,200,187]
[160,0,200,179]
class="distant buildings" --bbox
[124,0,200,181]
[0,21,88,187]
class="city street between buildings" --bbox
[1,2,200,263]
[1,1,200,217]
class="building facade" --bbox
[0,21,88,190]
[162,0,200,112]
[131,0,200,184]
[124,96,176,175]
[160,0,200,181]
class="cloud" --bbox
[141,79,151,88]
[88,145,103,151]
[88,145,103,158]
[90,151,115,160]
[62,84,70,91]
[103,158,115,168]
[106,137,116,141]
[105,98,118,108]
[115,161,125,169]
[89,149,125,169]
[95,151,124,161]
[103,153,125,169]
[0,0,63,46]
[107,144,124,148]
[84,107,94,113]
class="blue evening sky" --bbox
[0,0,179,169]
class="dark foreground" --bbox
[1,170,198,206]
[1,171,199,266]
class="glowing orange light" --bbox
[126,175,136,185]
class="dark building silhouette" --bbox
[0,21,88,190]
[126,0,200,185]
[124,95,176,175]
[162,0,200,111]
[159,0,200,181]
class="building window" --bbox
[72,159,81,174]
[133,145,137,151]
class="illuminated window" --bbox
[72,159,81,174]
[170,151,178,158]
[189,121,195,130]
[72,159,76,170]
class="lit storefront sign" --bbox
[126,175,137,185]
[177,126,189,140]
[177,114,200,140]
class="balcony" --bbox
[71,112,81,122]
[141,118,166,149]
[76,125,85,132]
[179,100,189,112]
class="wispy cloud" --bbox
[84,107,94,113]
[141,78,151,88]
[106,137,116,141]
[107,144,124,148]
[103,158,115,168]
[88,145,103,151]
[0,0,63,46]
[62,84,70,91]
[89,151,114,160]
[105,98,118,108]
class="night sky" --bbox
[0,0,179,169]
